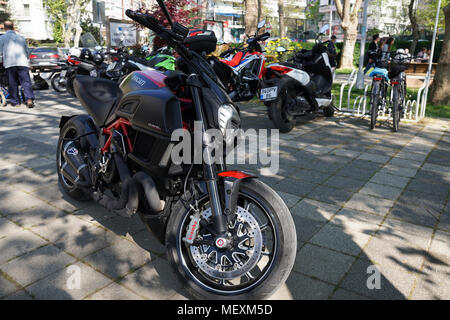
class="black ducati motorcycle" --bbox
[57,0,296,299]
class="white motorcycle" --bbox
[261,25,335,132]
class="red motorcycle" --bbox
[209,20,270,102]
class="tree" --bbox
[278,0,285,38]
[258,0,264,23]
[305,0,322,33]
[409,0,420,55]
[43,0,66,43]
[244,0,259,35]
[43,0,89,47]
[334,0,363,69]
[148,0,199,48]
[429,3,450,105]
[417,0,450,30]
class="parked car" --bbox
[29,47,64,72]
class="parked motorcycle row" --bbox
[54,0,341,300]
[49,45,176,95]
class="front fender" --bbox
[218,170,257,218]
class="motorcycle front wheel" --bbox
[51,73,67,93]
[166,179,296,299]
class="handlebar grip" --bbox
[125,10,162,34]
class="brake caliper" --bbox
[183,209,202,245]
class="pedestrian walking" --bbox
[0,21,35,108]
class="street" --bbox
[0,90,449,300]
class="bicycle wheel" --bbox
[370,81,380,130]
[0,89,6,107]
[392,84,400,132]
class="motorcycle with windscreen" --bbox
[56,0,296,299]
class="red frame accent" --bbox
[101,118,133,154]
[391,81,400,85]
[373,77,382,81]
[218,170,252,179]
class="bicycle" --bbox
[368,50,411,132]
[0,65,26,107]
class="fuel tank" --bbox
[116,70,182,138]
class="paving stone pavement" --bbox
[0,91,448,300]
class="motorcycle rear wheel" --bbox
[269,93,295,133]
[165,179,296,299]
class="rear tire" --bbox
[165,179,296,300]
[56,116,90,200]
[269,92,295,133]
[370,81,380,130]
[392,85,400,132]
[51,73,67,93]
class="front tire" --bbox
[165,179,296,299]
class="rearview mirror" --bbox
[257,19,266,30]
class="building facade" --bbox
[7,0,53,40]
[316,0,410,40]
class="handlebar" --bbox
[125,9,191,60]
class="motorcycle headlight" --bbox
[218,103,241,146]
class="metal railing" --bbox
[336,71,431,121]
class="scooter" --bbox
[261,25,335,132]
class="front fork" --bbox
[188,74,228,236]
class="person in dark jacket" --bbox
[327,35,337,69]
[364,34,380,74]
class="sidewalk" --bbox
[0,91,448,300]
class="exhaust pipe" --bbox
[92,153,165,218]
[61,141,91,187]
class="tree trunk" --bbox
[429,3,450,105]
[340,24,358,69]
[408,0,420,55]
[335,0,363,69]
[201,0,208,21]
[258,0,263,23]
[278,0,285,38]
[244,0,258,35]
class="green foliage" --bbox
[417,0,450,30]
[42,0,66,43]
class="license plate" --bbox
[260,87,278,101]
[39,62,51,66]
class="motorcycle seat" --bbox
[73,75,123,127]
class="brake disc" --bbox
[189,206,263,280]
